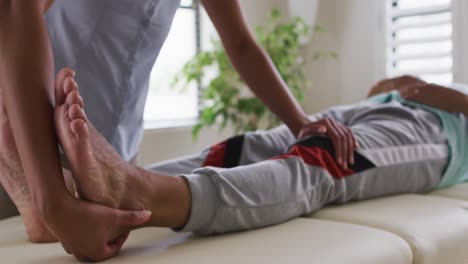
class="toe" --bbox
[66,91,84,108]
[69,104,87,121]
[56,68,76,85]
[70,119,89,141]
[63,77,79,95]
[55,68,75,106]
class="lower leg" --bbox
[126,166,191,229]
[54,75,329,234]
[0,150,56,243]
[53,91,323,234]
[0,88,56,243]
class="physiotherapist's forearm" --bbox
[229,41,308,136]
[0,1,68,212]
[201,0,309,137]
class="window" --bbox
[144,0,215,128]
[386,0,454,84]
[452,0,468,84]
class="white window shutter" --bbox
[386,0,454,84]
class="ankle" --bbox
[143,170,191,228]
[167,176,191,228]
[119,164,191,229]
[119,164,152,210]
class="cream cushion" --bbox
[430,183,468,201]
[0,217,411,264]
[308,195,468,264]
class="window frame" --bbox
[180,0,202,55]
[182,0,203,117]
[144,0,203,130]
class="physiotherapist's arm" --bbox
[0,0,68,213]
[0,2,155,260]
[201,0,310,137]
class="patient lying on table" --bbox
[0,74,466,248]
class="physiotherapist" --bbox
[0,0,321,261]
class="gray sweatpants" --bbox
[148,100,449,235]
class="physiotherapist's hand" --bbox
[45,194,151,262]
[297,118,358,170]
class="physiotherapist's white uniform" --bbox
[45,0,181,160]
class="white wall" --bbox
[139,125,233,166]
[301,0,386,114]
[239,0,283,29]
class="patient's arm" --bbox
[368,76,468,117]
[367,75,427,98]
[404,84,468,117]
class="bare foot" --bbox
[54,76,146,210]
[0,88,56,243]
[54,73,191,229]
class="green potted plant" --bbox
[175,8,336,139]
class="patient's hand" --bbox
[297,118,358,170]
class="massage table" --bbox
[0,183,467,263]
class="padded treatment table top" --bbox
[430,183,468,201]
[308,194,468,264]
[0,217,411,264]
